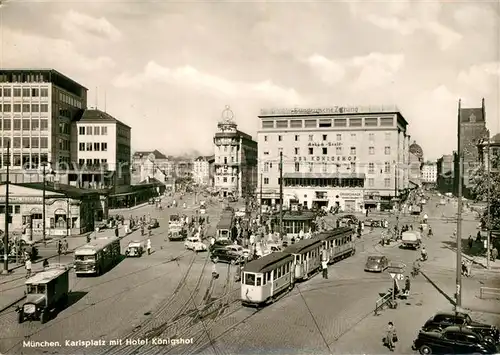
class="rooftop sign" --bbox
[260,105,400,116]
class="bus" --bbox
[216,209,234,240]
[74,237,121,276]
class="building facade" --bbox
[257,106,411,212]
[437,154,454,193]
[421,162,438,184]
[0,69,87,183]
[193,156,211,185]
[75,109,131,187]
[459,99,488,198]
[477,133,500,174]
[0,183,103,240]
[213,106,258,198]
[131,150,174,184]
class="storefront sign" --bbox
[0,197,43,204]
[308,142,342,147]
[260,107,359,115]
[339,191,363,198]
[294,156,357,162]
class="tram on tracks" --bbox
[216,208,235,240]
[240,227,356,307]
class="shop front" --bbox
[0,183,103,241]
[283,187,364,212]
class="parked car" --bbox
[235,208,246,218]
[148,218,159,229]
[422,312,500,344]
[364,255,389,272]
[210,247,244,264]
[412,326,498,354]
[184,237,207,252]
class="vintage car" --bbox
[209,239,233,251]
[364,255,389,272]
[211,246,245,265]
[364,219,386,228]
[412,326,497,355]
[168,227,187,241]
[148,218,160,230]
[17,265,69,324]
[422,312,500,344]
[125,241,144,257]
[184,237,207,252]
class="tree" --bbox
[470,166,500,231]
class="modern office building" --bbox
[213,106,258,198]
[75,109,131,187]
[421,162,438,184]
[257,106,412,212]
[0,69,87,183]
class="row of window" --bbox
[78,159,108,166]
[78,126,108,136]
[264,132,395,143]
[78,142,108,152]
[215,176,236,183]
[0,118,49,131]
[0,137,49,149]
[262,117,395,129]
[0,103,49,113]
[244,262,291,286]
[216,145,239,152]
[0,205,21,214]
[262,176,393,188]
[0,87,49,98]
[58,139,70,151]
[0,153,48,167]
[58,122,70,135]
[263,161,395,174]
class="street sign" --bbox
[389,273,396,279]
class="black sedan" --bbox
[423,312,500,344]
[209,239,233,252]
[413,326,497,354]
[210,246,244,265]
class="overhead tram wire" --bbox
[295,285,333,354]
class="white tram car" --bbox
[283,238,323,281]
[316,227,356,263]
[241,252,294,307]
[241,227,357,308]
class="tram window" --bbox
[273,271,277,281]
[278,268,282,278]
[245,273,256,286]
[256,276,262,286]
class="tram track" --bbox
[98,251,200,355]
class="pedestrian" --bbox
[146,238,151,255]
[491,247,498,261]
[43,259,49,269]
[321,258,328,279]
[384,321,397,351]
[63,238,68,254]
[25,258,32,279]
[212,260,218,279]
[115,227,119,238]
[468,235,473,250]
[404,276,411,293]
[57,240,62,255]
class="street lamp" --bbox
[41,162,55,243]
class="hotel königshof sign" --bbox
[260,107,360,115]
[295,141,356,162]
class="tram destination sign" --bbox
[260,107,359,116]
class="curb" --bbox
[0,295,25,313]
[7,246,87,272]
[108,202,151,214]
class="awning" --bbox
[283,172,366,179]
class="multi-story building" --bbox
[131,150,173,184]
[75,109,131,187]
[175,159,194,179]
[458,99,488,198]
[437,154,454,194]
[193,156,211,185]
[257,106,411,212]
[408,141,423,186]
[477,133,500,174]
[0,69,87,183]
[213,106,258,198]
[421,162,438,184]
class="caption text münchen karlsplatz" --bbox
[23,338,194,348]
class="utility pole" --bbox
[2,140,10,274]
[42,163,47,243]
[486,131,491,270]
[455,99,463,310]
[279,151,283,239]
[260,173,263,214]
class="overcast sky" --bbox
[2,0,499,160]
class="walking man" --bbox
[321,258,328,279]
[25,258,32,279]
[385,321,397,351]
[146,238,152,255]
[491,247,498,262]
